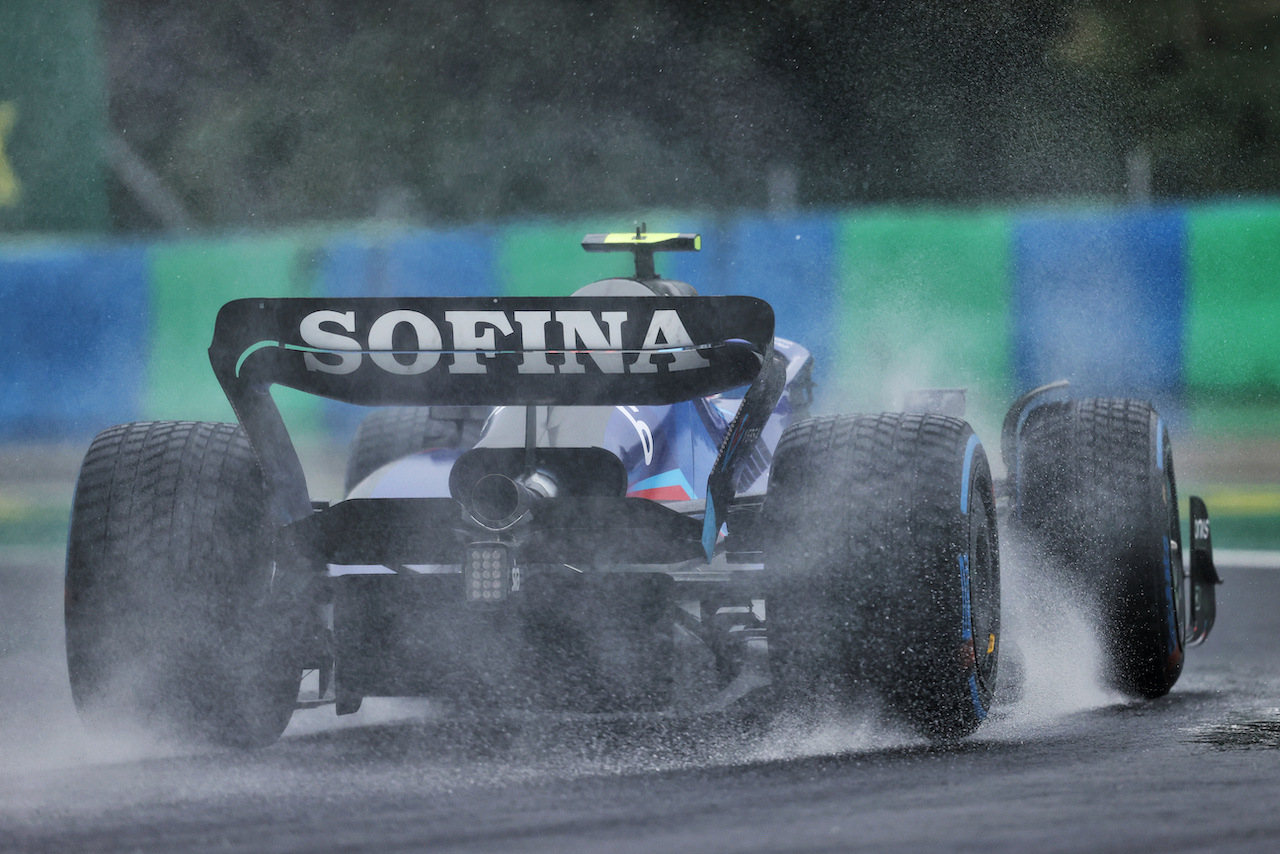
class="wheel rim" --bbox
[968,472,1000,707]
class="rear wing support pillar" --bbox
[217,364,315,529]
[701,346,788,561]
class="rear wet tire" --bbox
[345,406,489,494]
[65,421,301,749]
[1016,398,1183,698]
[764,413,999,740]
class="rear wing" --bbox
[211,296,772,406]
[209,296,774,524]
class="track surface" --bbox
[1,551,1279,853]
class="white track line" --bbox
[1210,549,1280,570]
[0,547,63,567]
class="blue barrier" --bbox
[3,204,1263,440]
[0,245,149,438]
[320,227,498,298]
[1012,208,1187,399]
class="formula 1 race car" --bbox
[64,229,1222,748]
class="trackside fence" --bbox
[3,203,1278,442]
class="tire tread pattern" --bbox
[66,421,297,748]
[764,413,997,739]
[344,407,488,494]
[1018,398,1182,697]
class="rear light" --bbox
[465,543,510,602]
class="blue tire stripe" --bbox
[959,436,988,719]
[960,434,981,515]
[1156,417,1165,471]
[969,675,987,721]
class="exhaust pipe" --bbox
[469,470,557,529]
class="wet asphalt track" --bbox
[1,551,1279,853]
